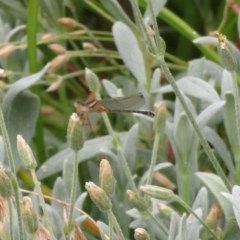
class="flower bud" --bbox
[71,225,87,240]
[57,17,79,28]
[157,202,173,219]
[41,33,57,42]
[85,68,100,93]
[46,76,62,92]
[85,182,112,212]
[48,44,66,54]
[47,54,69,74]
[206,203,221,228]
[134,228,150,240]
[0,167,12,199]
[126,190,149,211]
[153,172,176,191]
[0,44,17,59]
[17,135,37,170]
[35,224,51,240]
[0,222,8,240]
[99,159,116,197]
[154,102,166,132]
[82,42,97,51]
[218,34,237,71]
[21,197,38,234]
[67,113,84,151]
[140,185,175,201]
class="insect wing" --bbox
[99,93,145,111]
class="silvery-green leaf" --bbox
[186,208,202,240]
[193,36,218,46]
[155,77,220,103]
[113,21,146,86]
[196,101,225,128]
[123,123,138,170]
[203,126,234,173]
[37,132,128,179]
[221,70,234,97]
[5,92,39,169]
[168,212,180,240]
[102,79,121,97]
[99,0,134,29]
[144,0,167,19]
[196,172,232,218]
[188,58,223,83]
[223,93,238,152]
[3,64,49,113]
[222,185,240,229]
[176,77,220,103]
[192,187,208,218]
[174,113,193,164]
[151,68,161,91]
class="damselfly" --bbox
[75,92,155,118]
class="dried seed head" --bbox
[57,17,79,28]
[41,33,57,42]
[82,42,97,51]
[47,54,69,74]
[46,76,62,92]
[85,182,112,212]
[0,44,17,59]
[48,43,66,54]
[153,172,176,191]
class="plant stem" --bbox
[30,169,55,239]
[68,150,79,230]
[107,210,125,240]
[158,57,231,191]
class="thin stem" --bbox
[176,196,218,240]
[68,151,79,229]
[107,210,125,240]
[8,199,14,240]
[146,131,160,184]
[101,112,137,192]
[146,209,168,237]
[30,169,55,239]
[232,72,240,184]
